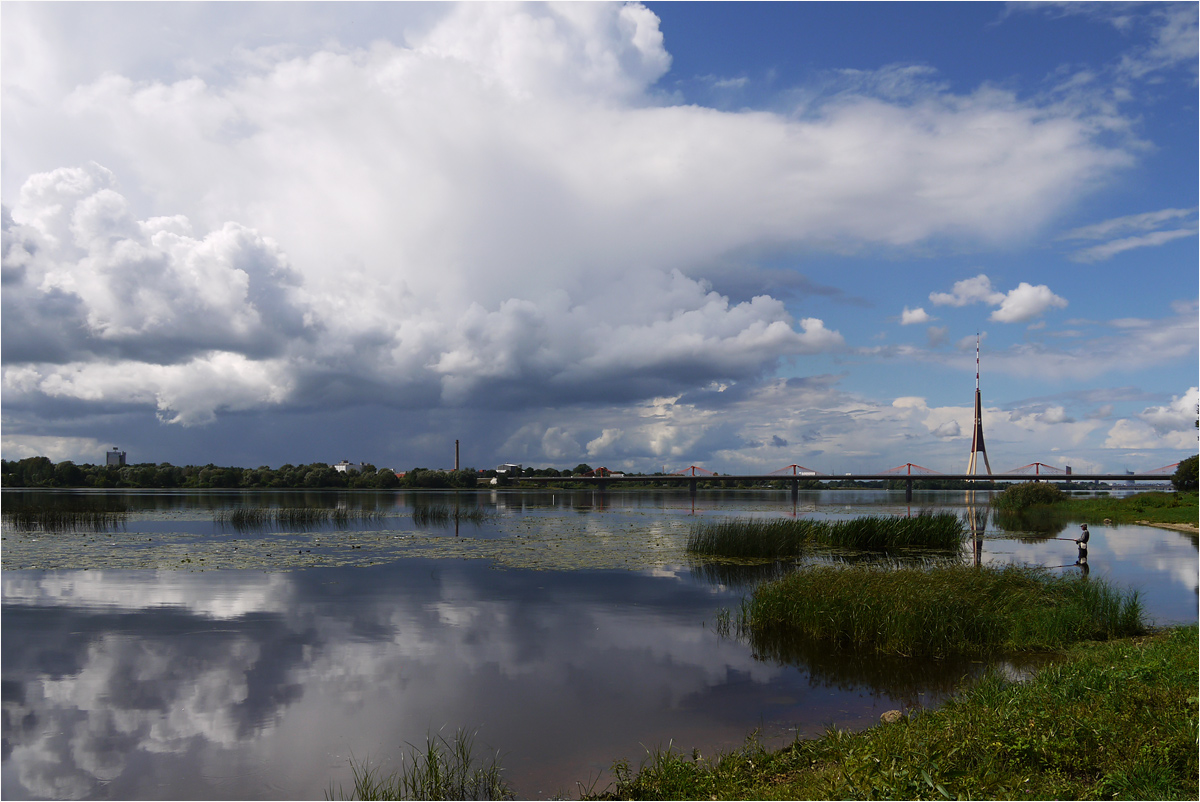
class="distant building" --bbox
[333,460,368,474]
[106,447,126,467]
[495,463,522,474]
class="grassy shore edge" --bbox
[587,625,1199,800]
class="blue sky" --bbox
[2,2,1196,475]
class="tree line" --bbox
[0,457,482,490]
[6,455,1192,491]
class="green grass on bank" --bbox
[1059,491,1198,526]
[993,486,1198,527]
[587,626,1199,801]
[687,512,965,558]
[741,564,1144,657]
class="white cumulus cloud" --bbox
[0,2,1171,467]
[929,274,1005,307]
[989,282,1068,323]
[929,274,1067,324]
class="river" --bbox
[2,488,1196,799]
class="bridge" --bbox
[511,461,1180,502]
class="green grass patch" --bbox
[994,491,1198,534]
[586,626,1198,800]
[1057,491,1198,526]
[328,729,512,801]
[687,512,965,559]
[741,564,1144,657]
[993,482,1067,511]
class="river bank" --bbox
[1056,490,1196,527]
[586,625,1199,800]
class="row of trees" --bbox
[0,457,481,490]
[6,455,1195,491]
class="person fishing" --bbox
[1075,524,1089,573]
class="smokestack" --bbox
[455,439,460,471]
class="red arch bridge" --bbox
[517,462,1180,501]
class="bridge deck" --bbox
[515,473,1163,483]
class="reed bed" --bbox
[2,498,130,532]
[327,729,511,801]
[741,563,1144,657]
[411,503,497,528]
[213,507,388,531]
[687,511,965,558]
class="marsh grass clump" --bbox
[2,497,129,532]
[411,503,497,528]
[742,563,1143,657]
[993,481,1066,511]
[328,729,511,801]
[819,513,964,551]
[214,507,388,531]
[687,511,964,558]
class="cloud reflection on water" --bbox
[4,559,965,799]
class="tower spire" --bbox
[967,334,992,476]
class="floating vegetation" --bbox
[740,563,1144,657]
[214,507,389,531]
[687,511,965,558]
[327,729,512,801]
[2,497,129,532]
[411,502,497,528]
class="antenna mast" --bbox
[967,333,992,476]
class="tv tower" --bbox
[967,334,992,476]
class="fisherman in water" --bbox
[1074,524,1090,575]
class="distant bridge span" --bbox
[517,473,1167,483]
[515,472,1170,501]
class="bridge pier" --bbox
[790,479,798,503]
[689,479,697,497]
[905,479,913,502]
[597,479,608,494]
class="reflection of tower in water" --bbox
[964,491,988,566]
[967,335,992,477]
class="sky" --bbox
[2,1,1197,476]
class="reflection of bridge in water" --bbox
[521,461,1180,502]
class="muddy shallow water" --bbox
[3,488,1196,799]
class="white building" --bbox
[332,460,368,474]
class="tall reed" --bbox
[411,503,497,528]
[687,511,965,558]
[3,498,129,532]
[327,729,511,801]
[741,563,1143,657]
[213,507,387,531]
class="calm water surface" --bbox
[2,489,1196,799]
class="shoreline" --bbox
[585,626,1199,800]
[1138,520,1199,533]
